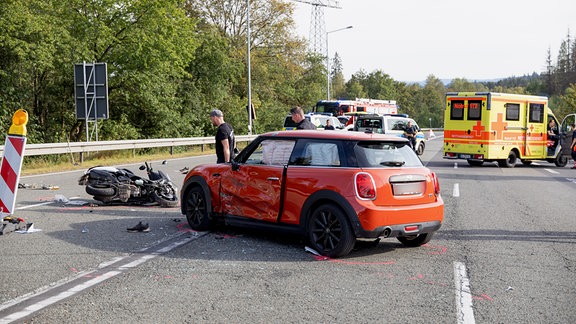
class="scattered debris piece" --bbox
[16,223,41,234]
[127,221,150,233]
[54,194,69,203]
[81,225,89,233]
[305,246,321,256]
[506,286,514,292]
[179,167,189,174]
[18,183,60,190]
[1,216,28,235]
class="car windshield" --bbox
[354,141,422,167]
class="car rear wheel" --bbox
[185,186,211,231]
[397,233,433,247]
[307,204,355,258]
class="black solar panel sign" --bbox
[74,63,109,120]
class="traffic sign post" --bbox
[0,109,29,234]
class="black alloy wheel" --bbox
[185,186,212,231]
[307,204,355,258]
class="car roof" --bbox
[259,130,409,142]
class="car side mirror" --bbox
[231,160,240,171]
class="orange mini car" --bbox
[180,130,443,257]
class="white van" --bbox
[352,114,426,155]
[282,113,344,130]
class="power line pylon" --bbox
[291,0,342,54]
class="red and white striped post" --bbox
[0,109,28,219]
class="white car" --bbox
[283,113,344,130]
[352,114,426,155]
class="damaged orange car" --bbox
[180,130,443,257]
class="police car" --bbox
[352,114,426,155]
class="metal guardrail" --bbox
[1,129,443,157]
[0,135,258,157]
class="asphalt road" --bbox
[0,136,575,323]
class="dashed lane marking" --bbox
[452,183,460,197]
[454,261,476,324]
[0,232,207,323]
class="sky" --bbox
[291,0,576,82]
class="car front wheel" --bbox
[185,186,212,231]
[307,204,355,258]
[416,142,425,155]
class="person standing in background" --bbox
[324,119,335,130]
[570,123,576,169]
[290,106,316,130]
[404,120,417,150]
[210,109,235,163]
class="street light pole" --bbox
[326,25,352,100]
[246,0,252,135]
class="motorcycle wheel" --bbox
[93,195,113,203]
[86,185,115,197]
[152,184,178,208]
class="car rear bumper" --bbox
[351,198,444,239]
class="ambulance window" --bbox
[468,100,482,120]
[529,103,544,123]
[506,103,520,121]
[450,100,465,120]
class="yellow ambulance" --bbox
[443,92,575,167]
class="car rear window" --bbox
[354,141,422,167]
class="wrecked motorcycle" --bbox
[78,162,178,207]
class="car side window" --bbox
[259,140,295,165]
[292,142,340,166]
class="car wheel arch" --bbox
[180,175,213,216]
[299,190,362,235]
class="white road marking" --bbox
[454,261,476,324]
[544,169,559,174]
[452,183,460,197]
[454,163,458,169]
[0,233,206,323]
[15,197,82,210]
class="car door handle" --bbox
[267,177,280,181]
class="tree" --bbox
[417,75,446,128]
[557,84,576,118]
[330,52,346,99]
[0,0,199,143]
[446,78,488,92]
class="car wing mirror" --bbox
[231,160,240,171]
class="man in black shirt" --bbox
[404,120,417,150]
[290,106,316,130]
[324,119,335,130]
[210,109,235,163]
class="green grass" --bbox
[20,146,216,176]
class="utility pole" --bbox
[291,0,342,54]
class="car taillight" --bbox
[355,172,376,200]
[431,172,440,196]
